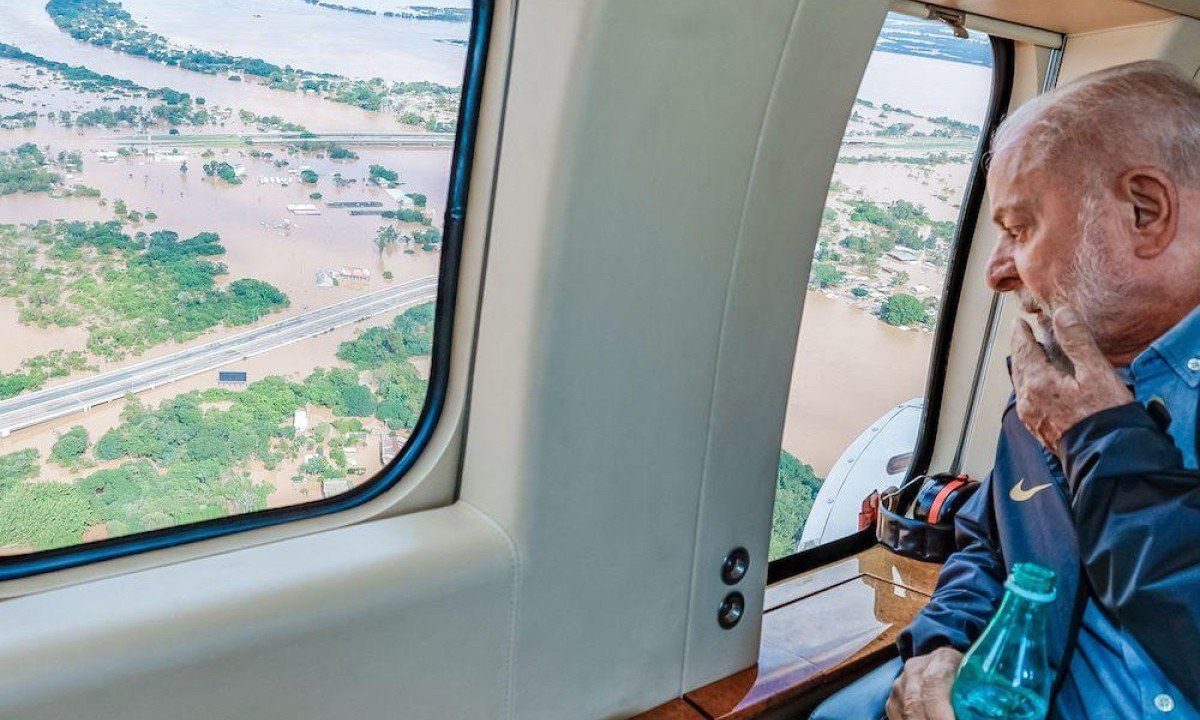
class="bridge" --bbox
[0,276,439,437]
[115,132,457,148]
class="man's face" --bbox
[984,144,1128,354]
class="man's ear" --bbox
[1120,167,1178,259]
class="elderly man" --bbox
[827,60,1200,720]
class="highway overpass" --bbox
[115,132,456,148]
[0,276,438,437]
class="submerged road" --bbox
[0,276,439,436]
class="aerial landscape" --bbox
[0,2,989,558]
[0,0,469,552]
[770,16,993,558]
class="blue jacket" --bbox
[897,397,1200,704]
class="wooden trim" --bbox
[633,699,709,719]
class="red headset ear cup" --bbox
[926,479,965,524]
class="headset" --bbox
[867,473,980,563]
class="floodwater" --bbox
[0,0,459,377]
[0,0,457,456]
[858,52,994,125]
[783,292,933,477]
[0,145,449,312]
[0,1,447,132]
[121,0,471,86]
[778,52,991,478]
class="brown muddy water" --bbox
[783,292,933,477]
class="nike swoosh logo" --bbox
[1009,479,1053,502]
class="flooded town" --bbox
[0,0,469,552]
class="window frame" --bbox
[0,0,496,582]
[768,30,1015,584]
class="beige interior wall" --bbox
[1062,15,1200,73]
[460,0,891,711]
[938,0,1172,34]
[0,505,517,719]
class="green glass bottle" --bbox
[950,563,1056,720]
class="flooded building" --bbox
[379,432,410,466]
[337,266,370,282]
[321,480,351,498]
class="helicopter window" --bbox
[770,11,998,561]
[0,0,485,577]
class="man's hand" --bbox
[1011,307,1132,451]
[885,646,964,720]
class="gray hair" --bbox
[992,60,1200,190]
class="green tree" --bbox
[375,225,399,255]
[893,223,923,250]
[0,448,39,491]
[373,361,427,430]
[926,220,956,247]
[810,262,843,289]
[94,428,127,460]
[50,425,89,466]
[369,164,399,183]
[327,145,358,160]
[299,169,318,184]
[769,451,823,560]
[337,325,407,368]
[881,293,927,327]
[340,383,376,417]
[888,199,929,223]
[0,482,91,550]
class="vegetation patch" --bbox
[0,350,95,401]
[50,425,90,468]
[0,221,289,363]
[0,482,92,550]
[202,161,241,184]
[0,144,60,195]
[880,292,930,328]
[0,41,144,94]
[0,303,436,551]
[769,451,823,560]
